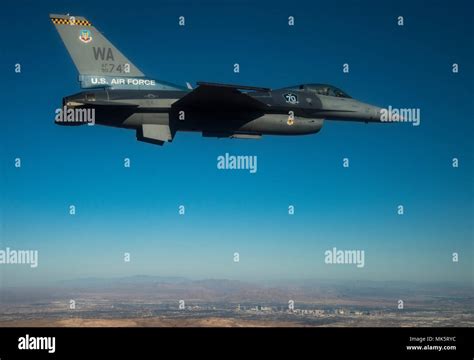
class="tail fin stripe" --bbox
[51,18,91,26]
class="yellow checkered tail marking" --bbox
[51,18,91,26]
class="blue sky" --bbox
[0,0,472,285]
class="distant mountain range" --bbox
[2,275,471,307]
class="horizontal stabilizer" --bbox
[136,124,173,146]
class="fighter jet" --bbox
[51,14,387,146]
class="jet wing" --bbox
[172,82,270,111]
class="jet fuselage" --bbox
[60,85,383,140]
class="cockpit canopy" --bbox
[284,84,351,98]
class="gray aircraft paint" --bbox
[50,14,144,77]
[51,14,388,146]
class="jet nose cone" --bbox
[371,107,383,121]
[365,106,383,121]
[368,106,407,122]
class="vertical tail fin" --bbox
[49,14,144,78]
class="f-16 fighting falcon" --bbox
[51,14,389,146]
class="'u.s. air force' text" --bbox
[90,77,157,86]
